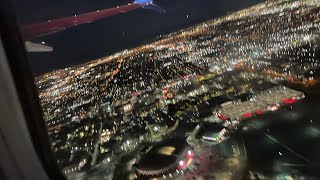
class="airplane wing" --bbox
[21,0,163,52]
[21,3,143,40]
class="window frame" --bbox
[0,0,66,179]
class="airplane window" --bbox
[8,0,320,179]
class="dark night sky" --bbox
[11,0,264,75]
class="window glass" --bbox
[12,0,320,179]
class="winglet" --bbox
[134,0,165,13]
[134,0,154,5]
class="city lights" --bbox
[32,0,320,179]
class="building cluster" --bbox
[217,85,305,122]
